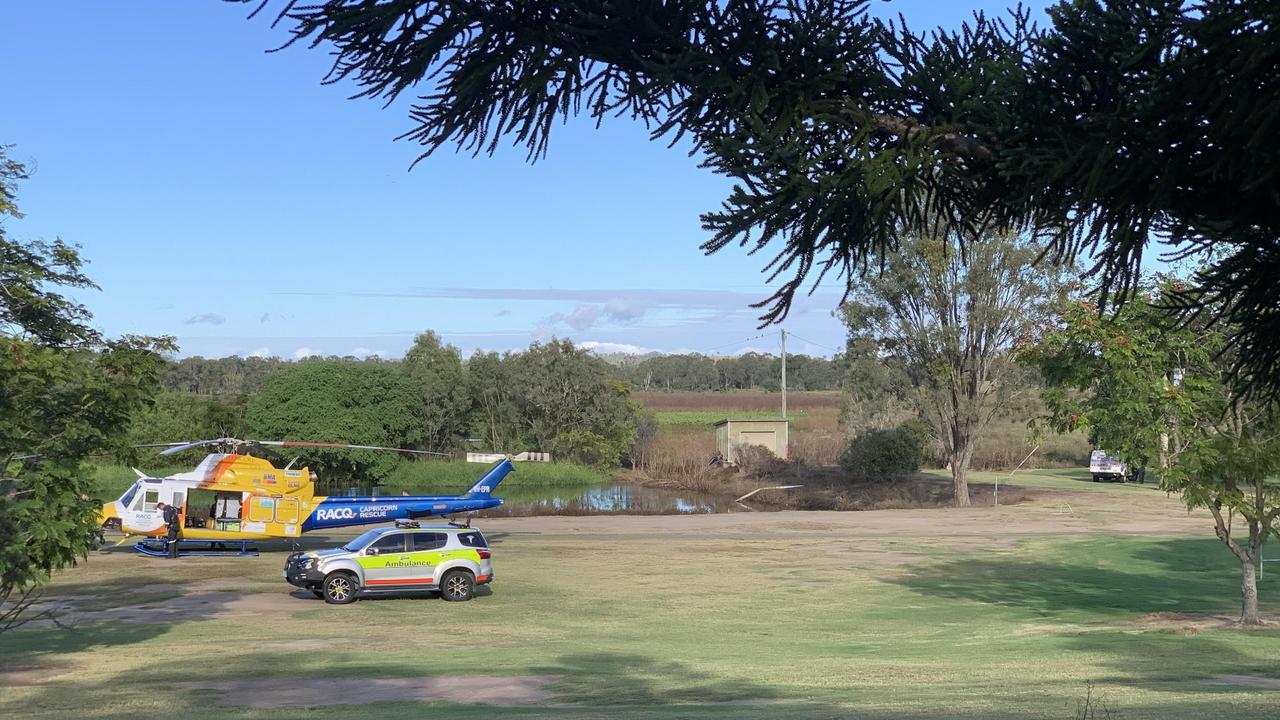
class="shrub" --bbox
[840,421,926,480]
[734,443,787,478]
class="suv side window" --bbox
[367,534,406,554]
[457,531,488,548]
[410,532,448,552]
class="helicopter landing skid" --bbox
[133,539,260,557]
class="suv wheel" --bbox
[440,569,475,602]
[323,572,358,604]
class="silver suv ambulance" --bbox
[284,523,493,604]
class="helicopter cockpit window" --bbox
[118,483,139,509]
[142,490,160,512]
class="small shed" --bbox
[714,418,790,465]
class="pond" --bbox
[485,482,748,515]
[333,480,760,516]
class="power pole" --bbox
[780,329,787,420]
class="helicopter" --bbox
[96,438,512,556]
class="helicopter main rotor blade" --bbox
[148,436,448,458]
[158,437,241,456]
[251,440,449,457]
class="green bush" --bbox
[840,421,926,481]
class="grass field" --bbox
[4,483,1279,719]
[635,390,1093,473]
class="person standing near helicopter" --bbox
[156,501,181,558]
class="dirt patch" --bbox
[0,662,74,686]
[180,675,556,707]
[253,638,338,651]
[1133,611,1280,632]
[1209,675,1280,690]
[24,582,306,627]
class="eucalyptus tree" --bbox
[841,230,1071,506]
[248,0,1280,395]
[402,330,471,452]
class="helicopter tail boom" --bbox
[464,458,515,497]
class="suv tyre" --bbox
[440,569,475,602]
[323,572,359,605]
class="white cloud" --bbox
[603,298,646,322]
[580,341,653,355]
[247,347,272,358]
[562,303,600,331]
[293,347,318,359]
[351,347,385,358]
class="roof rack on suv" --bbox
[394,519,421,529]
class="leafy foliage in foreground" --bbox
[0,146,170,630]
[1023,286,1280,624]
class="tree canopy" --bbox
[250,0,1280,394]
[244,360,422,486]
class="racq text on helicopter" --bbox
[97,438,512,554]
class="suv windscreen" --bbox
[410,532,448,551]
[456,531,488,548]
[343,529,384,551]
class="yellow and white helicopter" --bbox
[98,438,512,556]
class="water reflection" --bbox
[487,483,745,516]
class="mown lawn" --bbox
[3,522,1278,719]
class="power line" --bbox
[783,332,844,355]
[696,332,770,355]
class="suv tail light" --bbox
[477,549,491,560]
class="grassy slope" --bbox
[4,526,1278,719]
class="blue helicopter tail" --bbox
[466,459,515,497]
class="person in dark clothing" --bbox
[157,501,181,558]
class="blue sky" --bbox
[2,1,1053,360]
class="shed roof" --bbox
[712,418,789,427]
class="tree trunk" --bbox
[1240,556,1261,626]
[951,447,972,507]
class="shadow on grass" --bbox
[892,537,1247,619]
[531,652,778,706]
[1059,630,1280,688]
[1,572,263,660]
[6,646,1280,719]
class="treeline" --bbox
[135,334,639,482]
[616,352,844,391]
[160,349,846,396]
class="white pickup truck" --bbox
[1089,450,1127,483]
